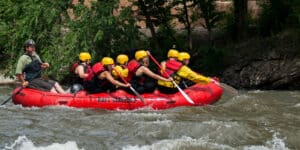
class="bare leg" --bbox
[54,82,67,94]
[50,88,58,93]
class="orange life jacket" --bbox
[162,59,182,77]
[92,62,105,75]
[126,59,141,81]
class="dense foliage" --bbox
[0,0,142,81]
[0,0,299,82]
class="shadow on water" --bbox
[0,85,299,150]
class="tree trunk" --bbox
[183,1,192,50]
[233,0,248,41]
[138,0,160,50]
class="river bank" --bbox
[220,31,300,90]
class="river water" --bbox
[0,85,299,150]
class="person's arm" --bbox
[177,66,211,84]
[103,71,130,87]
[76,65,89,79]
[33,52,49,69]
[41,62,49,69]
[139,66,171,82]
[16,74,28,87]
[15,56,28,87]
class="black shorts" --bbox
[28,78,56,91]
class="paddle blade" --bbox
[172,81,194,104]
[130,86,145,104]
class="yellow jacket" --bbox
[112,65,129,79]
[158,65,211,88]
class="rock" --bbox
[221,33,300,90]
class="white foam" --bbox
[248,90,265,94]
[122,132,290,150]
[243,132,289,150]
[4,136,83,150]
[116,112,167,118]
[294,103,300,107]
[122,136,235,150]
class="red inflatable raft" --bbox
[12,82,222,110]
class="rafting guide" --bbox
[15,39,67,94]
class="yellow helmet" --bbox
[116,54,129,65]
[167,49,179,58]
[178,52,191,61]
[101,57,114,65]
[135,50,148,61]
[79,52,91,61]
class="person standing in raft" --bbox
[125,50,172,94]
[15,39,67,94]
[157,49,182,94]
[70,52,94,93]
[85,57,130,93]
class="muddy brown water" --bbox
[0,85,299,150]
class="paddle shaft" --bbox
[1,87,23,105]
[147,52,195,104]
[113,68,145,104]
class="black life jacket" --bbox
[23,54,42,81]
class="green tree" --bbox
[258,0,299,36]
[135,0,174,51]
[233,0,248,40]
[0,0,142,81]
[172,0,195,50]
[194,0,222,42]
[0,0,71,78]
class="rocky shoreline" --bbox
[221,32,300,90]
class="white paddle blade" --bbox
[130,86,145,104]
[172,81,194,104]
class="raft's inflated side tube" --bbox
[12,82,223,110]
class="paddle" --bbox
[147,52,195,104]
[1,87,23,105]
[113,68,145,104]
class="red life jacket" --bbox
[126,59,141,81]
[162,59,182,78]
[84,65,94,81]
[92,62,105,75]
[71,62,79,73]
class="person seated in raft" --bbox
[157,49,182,94]
[111,54,129,83]
[177,52,216,89]
[85,57,130,93]
[125,50,172,94]
[70,52,94,93]
[15,39,67,94]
